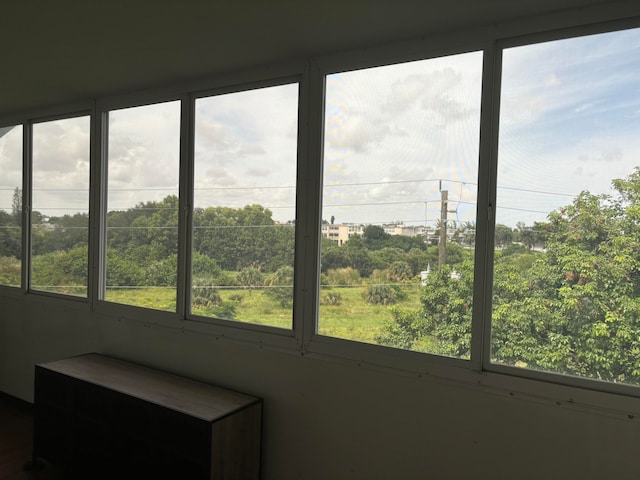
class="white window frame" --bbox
[184,75,305,349]
[0,9,638,411]
[94,92,186,324]
[27,107,94,303]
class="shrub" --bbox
[228,293,244,303]
[191,276,223,308]
[191,252,222,277]
[386,261,413,282]
[209,302,237,320]
[237,266,264,290]
[0,256,20,286]
[321,291,342,306]
[266,265,293,308]
[326,267,361,286]
[365,284,396,305]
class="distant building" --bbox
[320,223,364,245]
[322,222,431,245]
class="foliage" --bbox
[365,284,399,305]
[31,245,88,293]
[326,267,362,286]
[11,164,640,385]
[376,307,425,350]
[386,261,413,282]
[265,265,294,308]
[321,291,342,305]
[378,168,640,383]
[0,256,20,286]
[237,266,264,290]
[191,275,224,308]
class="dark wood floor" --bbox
[0,394,62,480]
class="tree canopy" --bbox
[378,168,640,385]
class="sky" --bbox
[1,26,639,229]
[323,50,482,228]
[496,27,640,226]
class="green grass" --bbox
[318,284,422,343]
[106,288,177,312]
[105,282,424,345]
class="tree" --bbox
[378,168,640,384]
[386,261,413,282]
[237,266,264,290]
[362,224,389,249]
[265,265,294,307]
[11,187,21,223]
[494,223,514,248]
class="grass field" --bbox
[105,282,425,346]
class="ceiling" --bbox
[0,0,636,116]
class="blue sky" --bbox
[496,27,640,226]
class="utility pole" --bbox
[439,190,447,268]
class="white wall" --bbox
[1,293,639,480]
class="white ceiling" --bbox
[0,0,636,115]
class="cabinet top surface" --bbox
[37,353,260,421]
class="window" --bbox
[492,27,640,385]
[191,83,299,329]
[104,101,181,310]
[31,116,90,296]
[4,18,640,397]
[0,125,22,287]
[319,52,483,357]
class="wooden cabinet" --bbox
[33,353,262,479]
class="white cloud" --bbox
[322,52,483,225]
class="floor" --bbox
[0,394,62,480]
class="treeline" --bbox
[0,191,477,290]
[0,195,297,291]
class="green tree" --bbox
[237,266,264,290]
[12,187,21,222]
[378,168,640,384]
[494,223,514,248]
[386,261,413,282]
[266,265,294,308]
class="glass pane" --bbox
[32,116,90,296]
[320,52,483,357]
[0,125,22,287]
[105,101,181,310]
[192,84,298,329]
[493,28,640,385]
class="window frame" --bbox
[27,108,94,302]
[0,121,26,292]
[482,20,640,399]
[304,45,491,373]
[0,14,638,404]
[95,93,186,323]
[184,76,305,346]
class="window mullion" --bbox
[177,95,192,320]
[471,43,501,371]
[95,110,109,303]
[88,104,102,309]
[299,61,325,349]
[22,122,32,292]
